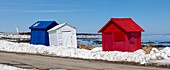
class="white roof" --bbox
[48,23,75,32]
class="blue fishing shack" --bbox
[29,21,58,46]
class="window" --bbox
[129,33,137,44]
[34,22,40,27]
[114,32,125,42]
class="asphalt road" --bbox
[0,51,169,70]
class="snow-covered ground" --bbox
[0,64,29,70]
[0,40,169,65]
[0,33,30,39]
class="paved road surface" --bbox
[0,51,169,70]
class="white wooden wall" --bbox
[49,25,77,48]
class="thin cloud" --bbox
[25,10,78,13]
[34,4,75,7]
[0,9,78,13]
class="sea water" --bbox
[77,34,170,47]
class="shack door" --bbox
[129,32,138,51]
[114,32,125,51]
[103,33,113,51]
[61,31,73,47]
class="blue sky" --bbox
[0,0,170,34]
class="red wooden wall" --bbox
[100,19,142,52]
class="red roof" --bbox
[98,18,144,32]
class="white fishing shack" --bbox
[48,23,77,48]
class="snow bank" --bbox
[0,40,169,64]
[161,47,170,57]
[148,47,170,60]
[91,47,102,52]
[0,64,28,70]
[149,48,167,60]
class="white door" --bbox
[61,31,73,47]
[49,31,57,46]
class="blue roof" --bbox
[29,21,58,30]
